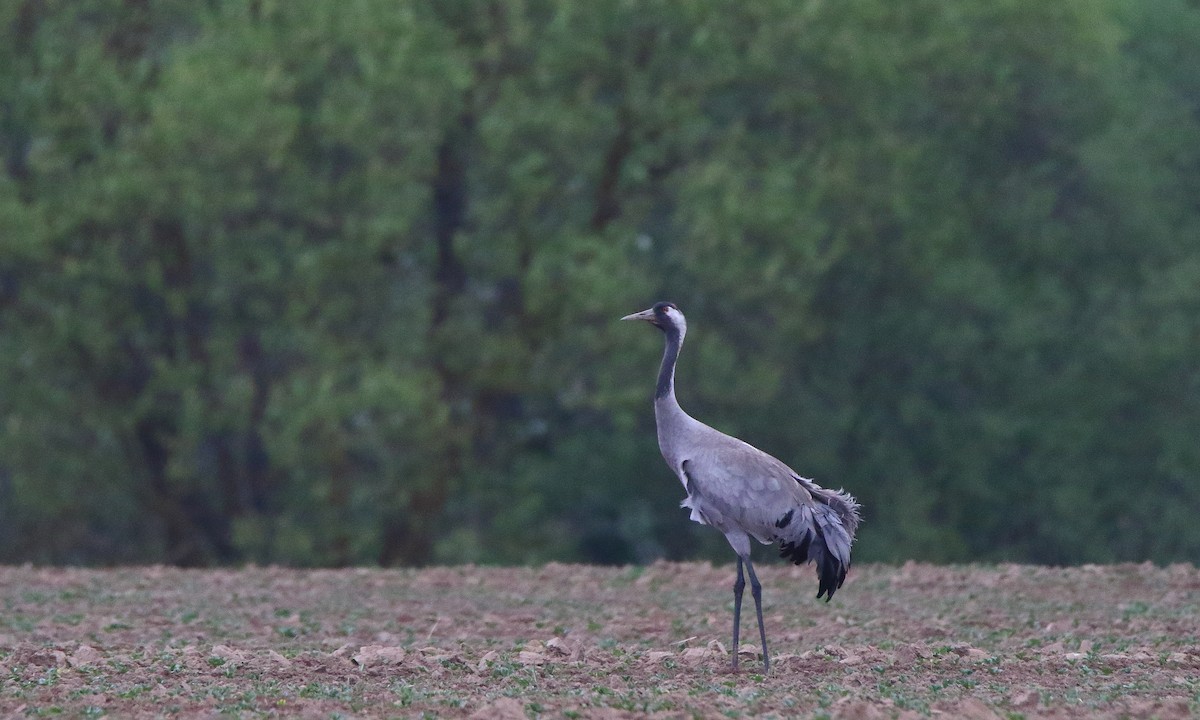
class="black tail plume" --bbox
[776,503,854,602]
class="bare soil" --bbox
[1,562,1198,718]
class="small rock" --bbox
[68,645,103,668]
[475,650,498,674]
[545,637,572,656]
[28,650,66,667]
[953,697,1001,719]
[1160,697,1192,717]
[266,650,291,666]
[76,693,108,707]
[1009,689,1039,709]
[469,697,525,720]
[516,651,545,666]
[831,698,889,720]
[211,645,247,667]
[1124,697,1192,720]
[351,645,406,668]
[681,647,717,662]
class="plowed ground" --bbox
[2,562,1198,718]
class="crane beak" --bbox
[621,308,656,322]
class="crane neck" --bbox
[655,325,683,402]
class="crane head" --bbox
[621,301,684,335]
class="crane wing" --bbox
[678,428,860,601]
[678,432,812,543]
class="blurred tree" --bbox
[0,0,467,564]
[1,0,1198,566]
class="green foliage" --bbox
[1,0,1198,566]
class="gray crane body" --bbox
[658,402,855,580]
[624,301,861,672]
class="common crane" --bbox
[622,301,861,672]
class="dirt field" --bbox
[1,562,1197,718]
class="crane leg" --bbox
[731,556,745,671]
[744,556,770,672]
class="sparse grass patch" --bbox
[0,563,1196,718]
